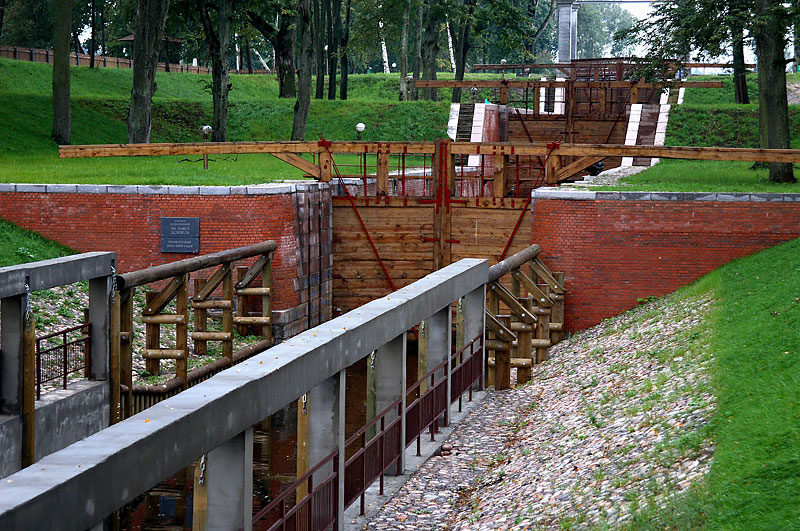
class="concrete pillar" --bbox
[557,1,574,63]
[426,306,451,426]
[463,286,486,389]
[88,274,112,380]
[308,372,343,485]
[570,3,580,61]
[375,333,406,474]
[0,295,25,414]
[205,427,254,531]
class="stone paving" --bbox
[366,293,715,530]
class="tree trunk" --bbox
[100,0,106,57]
[127,0,169,144]
[421,0,440,101]
[199,0,232,142]
[412,0,423,99]
[314,0,325,98]
[795,23,800,73]
[732,25,749,104]
[248,11,298,98]
[399,0,410,100]
[0,0,6,42]
[339,0,351,100]
[327,0,340,99]
[246,37,253,74]
[90,0,96,68]
[52,0,72,145]
[293,0,314,140]
[449,2,474,104]
[754,0,795,182]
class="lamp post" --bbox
[356,122,366,182]
[199,125,212,170]
[405,75,414,101]
[500,58,507,80]
[470,86,478,104]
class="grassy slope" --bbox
[0,219,74,267]
[605,74,800,193]
[0,59,450,184]
[621,238,800,530]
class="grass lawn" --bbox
[622,238,800,530]
[597,159,800,193]
[0,59,450,184]
[604,73,800,193]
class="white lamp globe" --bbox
[355,122,366,133]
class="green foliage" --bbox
[0,219,75,267]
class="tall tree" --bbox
[0,0,6,42]
[89,0,96,68]
[248,3,298,98]
[339,0,352,99]
[420,0,442,100]
[326,0,341,99]
[293,0,313,139]
[398,0,410,100]
[412,0,422,99]
[753,0,793,181]
[314,0,325,98]
[447,0,476,103]
[620,0,795,183]
[127,0,169,143]
[52,0,72,145]
[198,0,233,142]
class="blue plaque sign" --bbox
[161,217,200,253]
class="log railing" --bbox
[485,244,566,390]
[114,241,277,420]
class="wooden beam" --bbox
[493,154,508,198]
[485,311,516,342]
[511,270,553,307]
[555,156,605,182]
[59,141,435,158]
[194,262,232,301]
[376,152,390,196]
[271,153,320,179]
[414,80,723,89]
[142,275,184,315]
[532,259,565,295]
[235,254,270,290]
[488,282,536,324]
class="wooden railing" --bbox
[485,244,566,390]
[113,241,276,420]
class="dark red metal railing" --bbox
[252,450,338,531]
[35,322,91,399]
[253,332,484,528]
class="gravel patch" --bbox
[365,292,716,530]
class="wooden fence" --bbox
[0,44,270,74]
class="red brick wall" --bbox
[0,192,301,310]
[532,198,800,331]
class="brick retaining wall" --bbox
[0,182,332,338]
[531,189,800,331]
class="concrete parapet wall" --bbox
[531,188,800,330]
[0,382,109,478]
